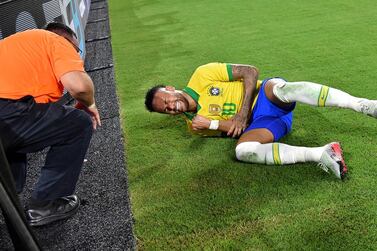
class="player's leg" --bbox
[238,117,326,166]
[236,82,347,179]
[237,127,325,165]
[236,124,347,180]
[264,78,377,117]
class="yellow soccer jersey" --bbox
[182,62,261,136]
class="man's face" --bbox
[152,87,189,114]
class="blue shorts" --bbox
[243,78,296,141]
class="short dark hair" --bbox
[145,85,165,112]
[44,22,77,39]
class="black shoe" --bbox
[26,195,80,227]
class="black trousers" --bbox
[0,96,93,202]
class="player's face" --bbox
[152,87,189,114]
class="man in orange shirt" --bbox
[0,22,101,226]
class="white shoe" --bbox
[318,142,348,180]
[359,99,377,118]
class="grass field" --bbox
[109,0,377,249]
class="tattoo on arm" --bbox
[231,64,258,81]
[231,64,259,116]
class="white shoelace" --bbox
[317,162,329,173]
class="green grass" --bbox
[109,0,377,249]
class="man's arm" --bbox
[60,71,101,129]
[229,64,259,137]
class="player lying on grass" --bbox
[145,63,377,180]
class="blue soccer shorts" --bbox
[243,77,296,141]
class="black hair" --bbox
[44,22,77,39]
[145,85,165,112]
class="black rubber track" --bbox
[0,1,136,249]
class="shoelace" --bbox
[317,162,329,173]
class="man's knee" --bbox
[71,108,93,136]
[235,141,262,163]
[264,78,294,106]
[270,79,288,101]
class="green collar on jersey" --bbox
[226,63,234,81]
[182,86,201,120]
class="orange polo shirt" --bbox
[0,29,84,103]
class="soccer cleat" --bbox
[359,99,377,118]
[318,142,348,180]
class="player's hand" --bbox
[227,112,247,138]
[75,102,102,130]
[192,115,211,130]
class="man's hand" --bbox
[227,112,248,138]
[192,115,211,130]
[191,114,248,138]
[75,102,101,130]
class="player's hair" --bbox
[145,85,166,112]
[44,22,77,39]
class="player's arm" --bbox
[228,64,259,137]
[60,71,101,129]
[191,115,238,137]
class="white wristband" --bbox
[209,120,219,130]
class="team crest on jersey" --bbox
[208,86,220,96]
[209,104,222,115]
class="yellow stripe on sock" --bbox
[318,85,330,107]
[272,143,281,165]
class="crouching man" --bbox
[0,22,101,226]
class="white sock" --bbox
[273,81,364,112]
[235,141,326,165]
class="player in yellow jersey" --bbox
[145,62,377,180]
[182,63,262,136]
